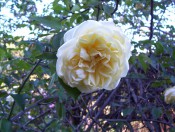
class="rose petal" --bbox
[80,48,90,61]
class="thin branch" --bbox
[106,118,174,127]
[85,87,119,132]
[11,96,58,121]
[78,94,106,131]
[18,59,42,94]
[149,0,154,40]
[96,6,100,21]
[13,122,39,132]
[8,59,42,120]
[24,109,51,126]
[75,92,105,130]
[155,29,175,37]
[111,0,120,15]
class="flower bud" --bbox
[164,86,175,104]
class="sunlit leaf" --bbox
[30,16,61,30]
[71,5,80,12]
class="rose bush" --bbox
[56,20,131,93]
[164,86,175,104]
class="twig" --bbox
[11,96,58,121]
[42,119,56,131]
[18,59,42,94]
[65,117,76,130]
[24,109,51,126]
[8,59,42,120]
[75,92,105,130]
[96,6,100,21]
[13,121,39,132]
[149,0,154,40]
[85,87,119,132]
[80,94,106,132]
[106,118,174,126]
[126,80,138,103]
[111,0,120,15]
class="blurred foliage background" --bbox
[0,0,175,131]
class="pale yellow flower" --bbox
[164,86,175,104]
[56,20,131,93]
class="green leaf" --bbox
[30,16,61,30]
[56,102,66,119]
[0,119,12,132]
[103,4,114,15]
[155,42,164,54]
[126,0,132,6]
[0,47,6,60]
[122,107,134,117]
[48,73,57,89]
[0,90,8,98]
[11,94,27,110]
[51,31,66,50]
[151,107,162,119]
[172,50,175,59]
[40,97,56,105]
[52,1,64,14]
[12,59,31,70]
[61,126,72,132]
[63,0,72,10]
[86,0,99,6]
[36,52,57,60]
[58,77,81,100]
[138,53,151,72]
[30,42,43,58]
[71,5,80,12]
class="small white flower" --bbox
[56,20,131,93]
[164,86,175,104]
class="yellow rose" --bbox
[164,86,175,104]
[56,20,131,93]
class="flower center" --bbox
[68,33,119,87]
